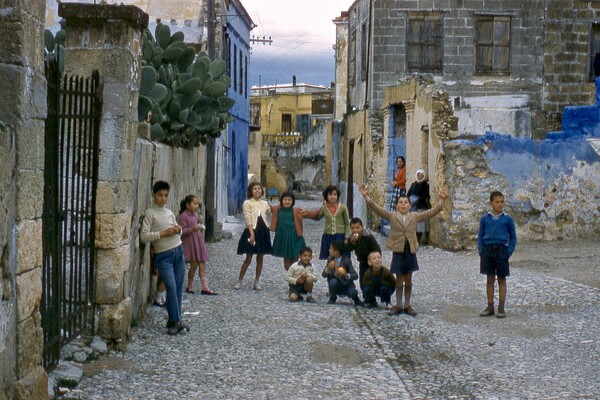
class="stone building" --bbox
[335,1,600,245]
[249,81,333,195]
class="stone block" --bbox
[99,114,125,151]
[16,313,43,380]
[102,49,136,84]
[15,118,44,170]
[101,82,129,118]
[97,297,132,343]
[95,181,119,214]
[13,366,47,400]
[15,219,42,275]
[95,245,130,304]
[64,49,105,78]
[15,170,44,221]
[16,267,42,323]
[98,148,122,182]
[95,212,132,249]
[0,64,24,122]
[120,151,136,181]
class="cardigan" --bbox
[365,197,444,254]
[140,204,182,254]
[270,205,304,236]
[285,261,319,285]
[305,203,351,236]
[242,198,272,229]
[392,167,406,189]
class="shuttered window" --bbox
[349,30,356,85]
[281,114,292,133]
[475,15,511,75]
[407,12,443,73]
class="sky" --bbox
[242,0,353,88]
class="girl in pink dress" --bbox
[178,195,216,295]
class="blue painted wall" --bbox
[225,0,253,214]
[442,84,600,247]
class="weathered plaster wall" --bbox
[443,133,600,250]
[0,0,49,398]
[131,134,206,325]
[270,121,328,190]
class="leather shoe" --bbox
[387,306,403,316]
[404,306,417,317]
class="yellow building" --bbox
[249,80,333,197]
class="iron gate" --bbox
[42,57,102,369]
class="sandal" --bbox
[185,288,196,294]
[200,290,218,295]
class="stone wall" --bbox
[543,1,599,131]
[0,0,49,398]
[59,3,149,347]
[271,121,328,190]
[443,133,600,250]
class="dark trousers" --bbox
[363,284,395,304]
[328,278,359,301]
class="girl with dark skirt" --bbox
[303,185,351,260]
[235,182,272,291]
[360,184,448,317]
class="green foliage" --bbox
[138,23,236,147]
[44,29,65,74]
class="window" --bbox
[475,15,511,75]
[349,30,356,85]
[244,56,248,98]
[391,104,406,139]
[590,23,600,81]
[233,44,237,91]
[360,23,368,80]
[281,114,292,133]
[224,31,231,85]
[407,12,443,73]
[296,114,311,135]
[239,49,243,94]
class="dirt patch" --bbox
[310,342,367,366]
[82,355,135,378]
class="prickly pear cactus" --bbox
[138,23,236,148]
[44,29,65,74]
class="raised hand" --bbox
[359,184,368,197]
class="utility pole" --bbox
[205,0,217,242]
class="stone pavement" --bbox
[64,199,600,399]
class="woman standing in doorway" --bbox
[389,156,407,211]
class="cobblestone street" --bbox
[67,199,600,400]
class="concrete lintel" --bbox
[58,3,149,31]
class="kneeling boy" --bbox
[286,247,318,303]
[322,241,363,306]
[362,251,396,308]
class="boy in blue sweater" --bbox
[478,191,517,318]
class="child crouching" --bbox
[362,251,396,308]
[285,247,318,303]
[322,241,363,307]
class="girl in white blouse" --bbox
[234,182,273,290]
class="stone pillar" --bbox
[59,3,148,345]
[0,0,48,398]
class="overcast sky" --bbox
[242,0,353,88]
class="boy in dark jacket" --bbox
[362,251,396,308]
[322,241,363,307]
[344,217,381,296]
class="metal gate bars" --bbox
[42,57,102,369]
